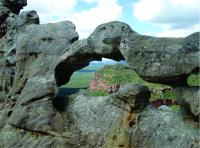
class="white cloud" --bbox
[133,0,200,37]
[70,0,122,38]
[133,0,199,27]
[81,0,97,4]
[24,0,77,23]
[23,0,122,39]
[133,0,163,22]
[156,24,200,37]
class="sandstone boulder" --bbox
[112,83,151,110]
[86,22,200,86]
[174,86,200,121]
[66,83,150,147]
[8,21,79,134]
[130,106,199,148]
[0,10,39,100]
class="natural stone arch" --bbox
[0,1,199,147]
[55,22,200,88]
[55,41,125,87]
[55,22,133,87]
[2,18,199,135]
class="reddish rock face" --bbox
[151,99,178,108]
[89,73,120,94]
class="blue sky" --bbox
[24,0,200,39]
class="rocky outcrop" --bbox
[130,106,199,148]
[0,0,27,37]
[0,10,39,102]
[0,0,34,103]
[65,84,150,147]
[173,86,200,121]
[8,21,79,134]
[112,84,151,110]
[0,0,27,14]
[122,32,199,86]
[0,125,76,148]
[85,22,199,86]
[0,0,199,147]
[53,23,200,87]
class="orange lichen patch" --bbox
[106,132,130,148]
[123,111,137,128]
[123,106,137,128]
[106,112,132,148]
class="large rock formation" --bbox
[0,0,199,147]
[65,84,150,147]
[86,23,199,86]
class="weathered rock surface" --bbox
[86,22,200,86]
[174,86,200,121]
[130,106,199,148]
[0,0,27,14]
[0,125,75,148]
[9,21,79,134]
[0,0,27,38]
[64,84,148,147]
[0,10,39,103]
[123,32,199,86]
[0,0,35,102]
[54,22,200,87]
[0,0,199,147]
[112,83,151,110]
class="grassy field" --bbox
[59,63,199,112]
[89,64,176,100]
[96,64,166,88]
[61,64,199,100]
[64,72,94,88]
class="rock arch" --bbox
[0,0,199,147]
[0,1,199,139]
[55,22,199,88]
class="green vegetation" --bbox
[63,64,198,108]
[187,74,200,86]
[63,64,176,100]
[96,64,166,89]
[170,105,180,112]
[94,64,174,100]
[150,90,177,101]
[89,90,107,96]
[64,72,94,88]
[163,90,176,99]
